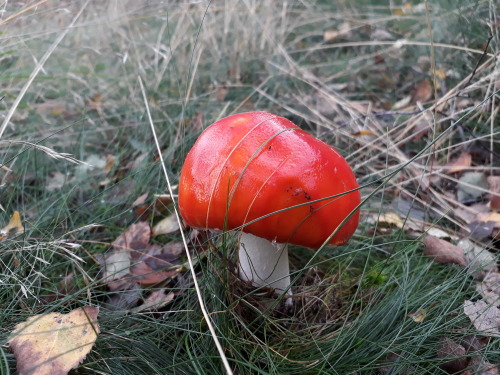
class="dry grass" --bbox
[1,1,499,374]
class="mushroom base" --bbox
[238,232,292,298]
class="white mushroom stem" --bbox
[238,232,292,300]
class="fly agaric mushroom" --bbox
[178,112,360,298]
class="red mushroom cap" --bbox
[178,111,360,249]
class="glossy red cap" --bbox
[178,112,360,248]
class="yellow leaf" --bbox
[477,212,500,227]
[8,306,100,375]
[1,211,24,240]
[408,308,427,322]
[432,68,447,80]
[378,212,404,228]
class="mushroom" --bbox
[178,112,360,300]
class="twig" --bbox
[138,76,234,375]
[461,34,494,93]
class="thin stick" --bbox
[0,0,90,139]
[138,76,233,375]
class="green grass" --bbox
[1,1,499,374]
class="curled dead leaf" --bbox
[437,337,468,374]
[412,79,433,103]
[423,235,466,267]
[131,289,175,313]
[0,211,24,240]
[446,152,472,174]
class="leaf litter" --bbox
[97,213,186,311]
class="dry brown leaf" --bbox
[0,211,24,240]
[437,337,468,374]
[152,213,180,236]
[412,79,433,103]
[8,306,99,375]
[112,222,150,252]
[423,235,466,267]
[130,242,184,285]
[131,289,175,313]
[446,152,472,174]
[477,212,500,228]
[132,193,148,207]
[463,300,500,336]
[476,273,500,305]
[88,93,103,111]
[214,85,228,102]
[100,249,131,285]
[487,176,500,211]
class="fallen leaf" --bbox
[104,154,116,173]
[377,212,405,228]
[46,171,66,191]
[152,213,180,236]
[466,357,499,375]
[412,79,433,103]
[112,222,150,252]
[427,227,455,240]
[131,289,175,313]
[458,238,498,279]
[463,300,500,337]
[323,22,351,42]
[392,95,412,110]
[8,306,99,375]
[130,242,184,285]
[487,176,500,210]
[214,85,228,102]
[132,193,148,207]
[88,93,103,111]
[408,308,427,322]
[0,211,24,240]
[423,236,466,267]
[100,249,131,285]
[446,152,472,174]
[454,203,489,224]
[105,283,142,311]
[437,337,468,374]
[408,301,440,323]
[457,172,489,202]
[410,117,432,141]
[476,272,500,305]
[477,212,500,228]
[432,69,447,80]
